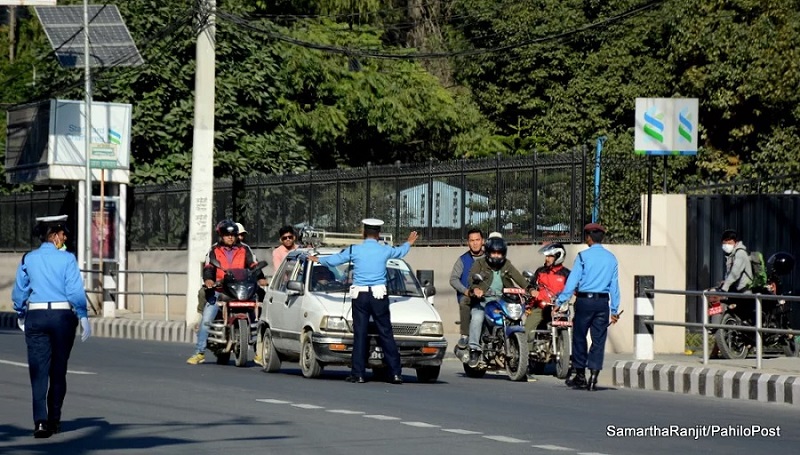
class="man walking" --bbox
[554,223,621,391]
[449,228,484,348]
[309,219,418,384]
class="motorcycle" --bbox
[453,274,530,381]
[205,257,268,367]
[527,303,573,379]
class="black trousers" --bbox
[351,291,401,377]
[571,296,609,371]
[25,309,78,424]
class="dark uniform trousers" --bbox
[351,291,401,377]
[25,308,78,424]
[571,296,610,371]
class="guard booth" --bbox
[4,99,132,316]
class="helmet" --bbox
[215,219,238,237]
[767,252,795,277]
[538,242,566,266]
[484,237,507,268]
[234,222,247,235]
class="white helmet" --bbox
[538,242,566,266]
[234,222,247,235]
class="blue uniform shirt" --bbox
[556,243,621,314]
[319,239,412,286]
[12,243,88,318]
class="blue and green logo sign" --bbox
[108,129,122,146]
[643,106,665,143]
[677,107,693,143]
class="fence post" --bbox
[755,295,763,369]
[634,275,655,360]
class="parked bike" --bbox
[206,257,268,367]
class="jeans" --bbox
[468,303,485,350]
[194,297,219,355]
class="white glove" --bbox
[556,301,570,313]
[80,317,92,342]
[17,318,25,332]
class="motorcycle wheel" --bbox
[260,328,282,372]
[555,330,571,379]
[300,331,323,378]
[415,366,441,383]
[505,331,530,381]
[714,313,749,359]
[462,363,486,378]
[234,319,249,367]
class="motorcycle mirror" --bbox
[472,273,484,283]
[208,257,224,271]
[253,260,268,271]
[522,270,534,279]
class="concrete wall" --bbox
[0,195,687,354]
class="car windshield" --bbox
[306,258,424,297]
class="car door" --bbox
[267,257,302,351]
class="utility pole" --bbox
[185,0,216,324]
[9,6,16,62]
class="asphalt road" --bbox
[1,328,798,455]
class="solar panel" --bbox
[35,5,143,68]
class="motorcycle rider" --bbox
[465,237,535,367]
[718,229,753,293]
[187,220,260,365]
[525,243,571,349]
[449,228,485,349]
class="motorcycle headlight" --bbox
[506,303,523,320]
[418,321,443,336]
[320,316,349,332]
[232,283,255,301]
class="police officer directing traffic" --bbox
[555,222,621,391]
[308,219,419,384]
[12,215,91,438]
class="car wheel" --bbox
[300,331,323,378]
[261,327,281,373]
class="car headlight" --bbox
[320,316,349,332]
[506,303,523,320]
[418,321,443,336]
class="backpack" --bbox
[747,251,768,290]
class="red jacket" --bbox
[532,264,570,307]
[202,243,258,283]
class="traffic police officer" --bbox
[554,223,621,391]
[12,215,91,438]
[308,219,418,384]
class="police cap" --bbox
[362,218,384,232]
[583,222,606,233]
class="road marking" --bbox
[577,453,610,455]
[255,399,291,404]
[291,403,324,409]
[0,359,96,375]
[441,429,483,435]
[483,435,529,443]
[327,409,365,415]
[401,421,440,428]
[363,415,401,421]
[533,445,575,451]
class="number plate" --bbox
[369,347,384,360]
[552,320,572,327]
[228,301,256,308]
[503,288,527,295]
[708,305,723,316]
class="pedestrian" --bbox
[554,223,621,391]
[308,219,418,384]
[12,215,92,438]
[272,226,298,274]
[718,229,752,293]
[449,228,484,348]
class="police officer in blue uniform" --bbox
[309,219,419,384]
[12,215,91,438]
[555,223,621,391]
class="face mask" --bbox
[721,244,734,254]
[59,244,67,251]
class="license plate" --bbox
[708,305,723,316]
[369,347,384,360]
[552,320,572,327]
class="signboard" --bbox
[635,98,699,156]
[90,144,118,169]
[50,99,132,170]
[91,198,117,262]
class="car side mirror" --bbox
[424,285,436,297]
[286,280,304,295]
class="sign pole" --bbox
[83,0,93,288]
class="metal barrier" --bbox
[83,269,187,321]
[634,275,800,369]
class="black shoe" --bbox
[48,421,61,434]
[346,375,366,383]
[569,374,587,389]
[587,370,599,391]
[468,349,481,368]
[33,422,52,439]
[390,375,403,385]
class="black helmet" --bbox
[485,237,507,269]
[215,219,239,238]
[767,252,795,277]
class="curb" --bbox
[613,360,800,407]
[0,312,195,344]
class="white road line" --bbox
[327,410,365,415]
[291,404,324,409]
[533,445,576,451]
[577,453,611,455]
[401,421,440,428]
[0,359,96,375]
[483,435,530,443]
[441,429,483,435]
[255,399,291,404]
[363,415,401,421]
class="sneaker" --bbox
[457,335,469,349]
[254,354,263,366]
[527,374,538,382]
[186,353,205,365]
[468,350,481,368]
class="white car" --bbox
[257,247,447,383]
